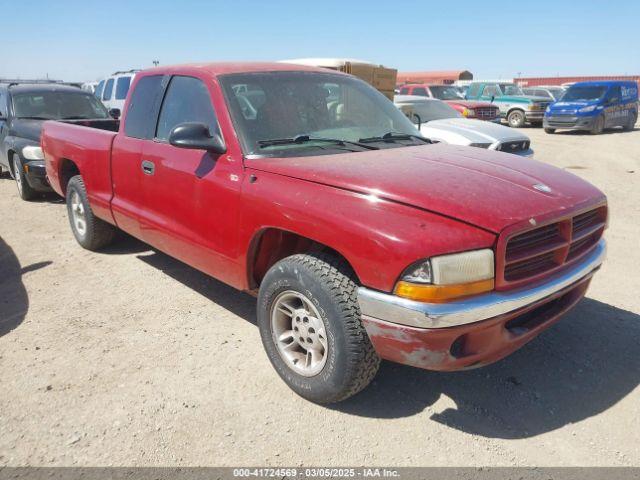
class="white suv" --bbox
[94,70,139,112]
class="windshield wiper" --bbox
[16,116,51,120]
[358,132,431,144]
[258,135,379,150]
[61,115,93,120]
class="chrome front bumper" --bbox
[358,239,606,329]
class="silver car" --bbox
[395,95,534,157]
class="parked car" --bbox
[523,86,566,102]
[42,62,606,403]
[466,82,552,127]
[544,81,638,134]
[0,82,112,200]
[398,84,500,122]
[395,95,533,156]
[94,70,139,113]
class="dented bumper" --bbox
[357,240,605,371]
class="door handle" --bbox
[141,160,155,175]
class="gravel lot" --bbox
[1,126,639,467]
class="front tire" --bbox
[257,253,380,404]
[591,115,605,134]
[623,112,637,132]
[66,175,116,251]
[507,110,526,128]
[544,127,556,134]
[12,154,36,201]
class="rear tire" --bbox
[66,175,117,251]
[507,110,526,128]
[257,253,380,404]
[590,115,605,135]
[12,154,36,201]
[623,112,637,132]
[544,127,556,134]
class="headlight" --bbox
[578,105,597,113]
[545,106,551,113]
[395,249,495,302]
[22,146,44,160]
[465,108,475,117]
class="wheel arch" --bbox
[58,158,80,195]
[246,227,360,291]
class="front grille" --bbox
[476,107,499,119]
[501,206,606,285]
[547,115,578,125]
[500,140,531,153]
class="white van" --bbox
[94,70,139,112]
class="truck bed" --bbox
[42,119,119,223]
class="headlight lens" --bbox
[578,105,597,113]
[22,146,44,160]
[395,249,495,302]
[545,106,551,113]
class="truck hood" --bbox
[10,119,44,143]
[423,118,528,143]
[496,95,548,104]
[247,144,604,233]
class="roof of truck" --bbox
[138,62,346,77]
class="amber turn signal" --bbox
[394,278,495,303]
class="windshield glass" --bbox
[396,100,461,123]
[428,86,465,100]
[219,71,421,156]
[561,86,607,102]
[499,83,525,96]
[548,87,565,100]
[12,91,110,120]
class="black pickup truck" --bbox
[0,82,113,200]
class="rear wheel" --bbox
[623,112,637,132]
[544,127,556,134]
[66,175,117,250]
[257,253,380,404]
[12,154,36,201]
[507,110,526,128]
[590,115,605,135]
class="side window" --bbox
[412,87,428,96]
[483,85,499,97]
[399,87,409,95]
[124,75,165,139]
[102,78,114,101]
[156,76,220,141]
[607,86,621,103]
[95,80,105,99]
[467,84,480,97]
[115,76,132,100]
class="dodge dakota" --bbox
[42,63,607,404]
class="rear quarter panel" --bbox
[42,121,117,223]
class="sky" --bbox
[3,0,639,83]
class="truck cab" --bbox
[466,82,551,128]
[544,81,638,134]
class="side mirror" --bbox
[168,122,226,154]
[109,108,121,120]
[490,95,495,103]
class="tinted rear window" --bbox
[103,79,114,101]
[115,76,132,100]
[124,75,165,139]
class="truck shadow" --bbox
[335,298,640,439]
[0,236,31,337]
[118,240,638,439]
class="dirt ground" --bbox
[1,126,639,467]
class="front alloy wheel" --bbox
[12,155,36,200]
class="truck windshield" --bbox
[396,100,461,123]
[219,71,421,156]
[429,86,465,100]
[562,86,607,102]
[12,91,110,120]
[499,84,525,96]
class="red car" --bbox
[42,63,606,404]
[398,83,501,122]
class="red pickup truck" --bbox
[42,63,607,404]
[398,83,501,122]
